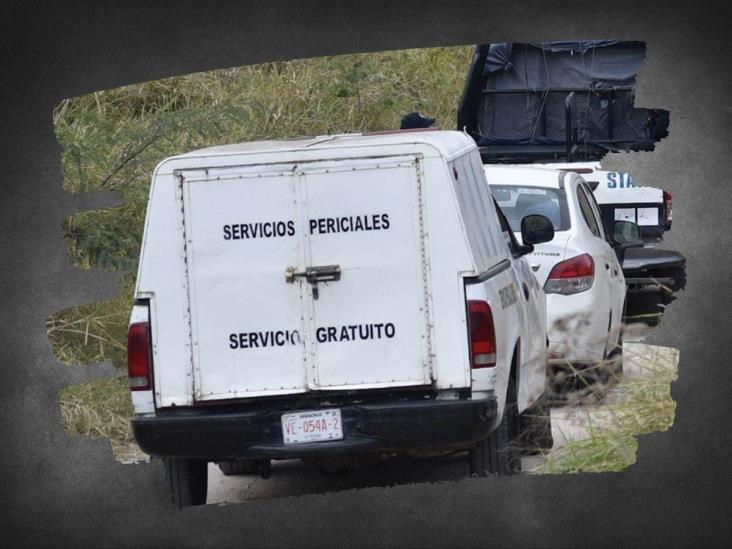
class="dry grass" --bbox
[58,376,135,456]
[46,275,134,370]
[542,343,678,473]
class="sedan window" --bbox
[576,185,603,238]
[492,198,522,257]
[581,182,608,240]
[491,185,570,232]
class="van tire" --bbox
[604,309,624,383]
[517,397,554,455]
[606,327,624,382]
[218,459,258,476]
[469,374,522,476]
[163,457,208,508]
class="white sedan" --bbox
[484,165,629,382]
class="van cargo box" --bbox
[133,131,514,409]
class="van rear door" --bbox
[181,163,306,402]
[300,157,432,390]
[180,155,432,402]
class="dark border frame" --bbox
[1,1,730,546]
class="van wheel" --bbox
[163,457,207,508]
[606,327,624,381]
[517,397,553,455]
[218,459,258,476]
[469,375,522,476]
[604,312,624,383]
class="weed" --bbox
[542,343,678,473]
[58,375,135,455]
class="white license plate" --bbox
[281,409,343,444]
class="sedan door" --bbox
[576,181,624,352]
[583,182,626,344]
[494,200,547,408]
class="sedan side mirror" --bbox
[613,220,641,244]
[612,220,644,262]
[521,214,555,246]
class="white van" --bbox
[127,130,553,507]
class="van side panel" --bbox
[450,153,508,273]
[422,154,496,390]
[135,171,195,407]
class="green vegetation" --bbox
[542,344,678,473]
[58,376,135,457]
[55,47,473,272]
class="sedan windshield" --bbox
[491,185,570,232]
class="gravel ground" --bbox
[202,339,679,505]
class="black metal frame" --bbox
[458,43,662,164]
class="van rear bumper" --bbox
[131,397,497,460]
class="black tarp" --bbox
[483,40,641,89]
[474,41,668,153]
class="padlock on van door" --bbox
[285,265,341,300]
[284,265,341,284]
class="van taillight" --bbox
[663,191,672,224]
[127,322,151,391]
[467,300,496,369]
[544,253,595,295]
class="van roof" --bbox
[173,129,475,161]
[483,165,568,188]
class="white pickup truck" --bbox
[127,130,554,507]
[530,162,672,244]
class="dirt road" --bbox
[205,341,678,505]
